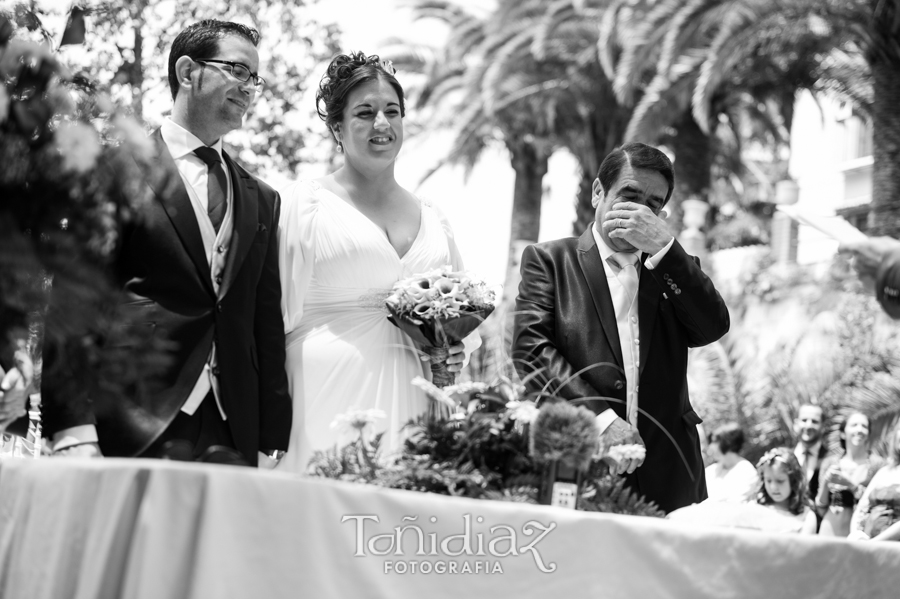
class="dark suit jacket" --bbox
[41,131,292,465]
[512,229,730,513]
[803,442,830,503]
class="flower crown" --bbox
[756,448,798,471]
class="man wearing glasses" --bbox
[513,142,730,513]
[42,20,292,468]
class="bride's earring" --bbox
[337,141,343,153]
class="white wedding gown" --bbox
[276,180,480,474]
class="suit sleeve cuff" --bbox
[595,409,618,434]
[52,425,99,452]
[644,237,675,270]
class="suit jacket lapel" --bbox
[576,229,623,368]
[148,129,214,297]
[637,255,660,378]
[218,151,257,300]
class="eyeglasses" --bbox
[194,59,266,89]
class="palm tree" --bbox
[597,0,841,242]
[607,0,900,236]
[407,0,592,368]
[526,0,634,232]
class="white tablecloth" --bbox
[1,458,898,598]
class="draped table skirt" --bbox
[1,458,898,599]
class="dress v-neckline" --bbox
[315,183,424,261]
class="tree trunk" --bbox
[571,73,628,235]
[866,50,900,237]
[669,110,712,240]
[129,0,146,120]
[574,172,595,235]
[479,139,548,382]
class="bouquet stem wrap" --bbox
[424,344,454,388]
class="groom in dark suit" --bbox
[513,142,729,512]
[42,20,291,467]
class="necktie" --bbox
[607,251,640,427]
[193,146,227,233]
[609,252,640,307]
[802,449,813,482]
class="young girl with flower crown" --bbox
[756,447,818,534]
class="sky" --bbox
[308,0,579,291]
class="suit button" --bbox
[217,245,225,254]
[614,380,624,390]
[215,275,223,285]
[217,303,223,312]
[212,366,220,376]
[670,283,677,289]
[675,288,682,295]
[664,274,670,280]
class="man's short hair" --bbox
[710,422,745,455]
[597,142,675,205]
[167,20,261,100]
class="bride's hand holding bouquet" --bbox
[385,267,495,388]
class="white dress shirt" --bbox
[591,224,673,434]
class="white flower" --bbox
[388,268,495,319]
[506,400,540,424]
[55,121,101,174]
[330,408,386,436]
[411,376,457,408]
[442,381,489,397]
[112,115,153,161]
[604,444,646,463]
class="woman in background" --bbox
[849,420,900,541]
[704,422,758,503]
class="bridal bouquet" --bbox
[385,267,495,388]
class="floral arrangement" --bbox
[0,13,169,437]
[309,377,663,518]
[385,266,495,387]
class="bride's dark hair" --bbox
[315,51,405,137]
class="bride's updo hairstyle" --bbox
[315,51,406,138]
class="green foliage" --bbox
[10,1,341,176]
[529,400,599,470]
[0,14,169,399]
[309,379,664,519]
[579,472,665,518]
[689,253,900,464]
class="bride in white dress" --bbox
[277,52,480,473]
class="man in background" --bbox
[793,403,828,503]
